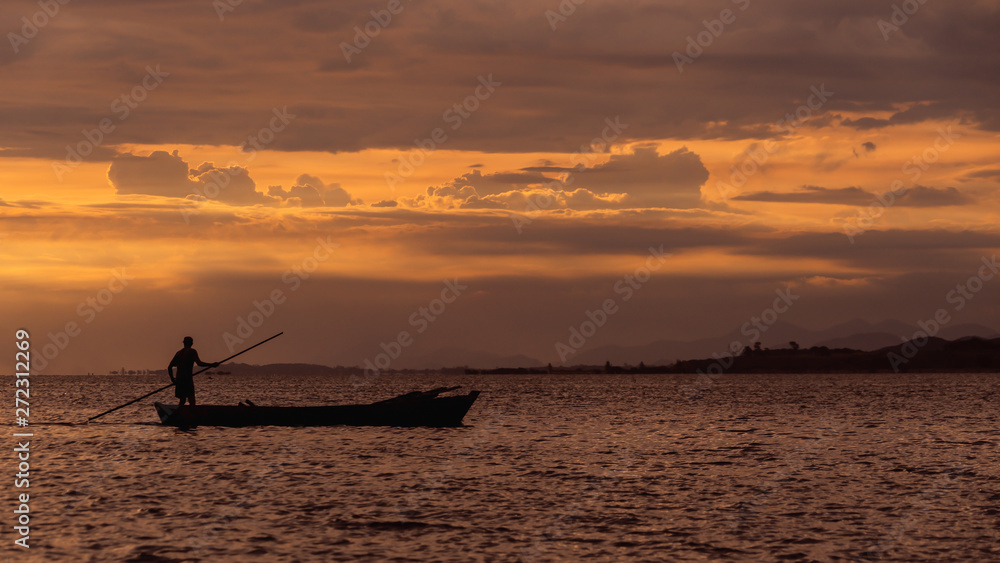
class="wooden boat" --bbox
[153,387,480,428]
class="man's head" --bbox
[183,336,194,347]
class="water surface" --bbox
[3,372,998,561]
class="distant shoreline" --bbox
[14,336,998,377]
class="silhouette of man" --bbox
[168,336,218,407]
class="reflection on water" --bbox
[4,372,999,561]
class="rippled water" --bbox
[2,372,999,561]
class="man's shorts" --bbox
[175,377,195,399]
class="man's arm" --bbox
[194,350,220,368]
[168,351,178,382]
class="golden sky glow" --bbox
[2,0,999,373]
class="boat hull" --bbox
[153,390,480,428]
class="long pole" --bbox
[87,332,284,422]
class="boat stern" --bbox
[153,402,176,425]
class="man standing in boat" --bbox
[167,336,219,407]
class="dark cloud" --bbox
[0,199,50,209]
[108,151,360,207]
[572,147,708,207]
[108,150,275,205]
[1,0,997,159]
[853,141,877,158]
[899,185,976,207]
[964,168,1000,181]
[482,171,551,185]
[428,170,550,197]
[396,219,755,258]
[734,185,975,207]
[842,103,970,131]
[734,186,872,205]
[841,117,891,130]
[521,165,575,173]
[108,151,199,198]
[734,229,1000,274]
[404,146,708,210]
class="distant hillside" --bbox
[814,323,998,351]
[661,336,1000,374]
[569,320,1000,366]
[811,332,903,351]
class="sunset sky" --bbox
[3,0,998,374]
